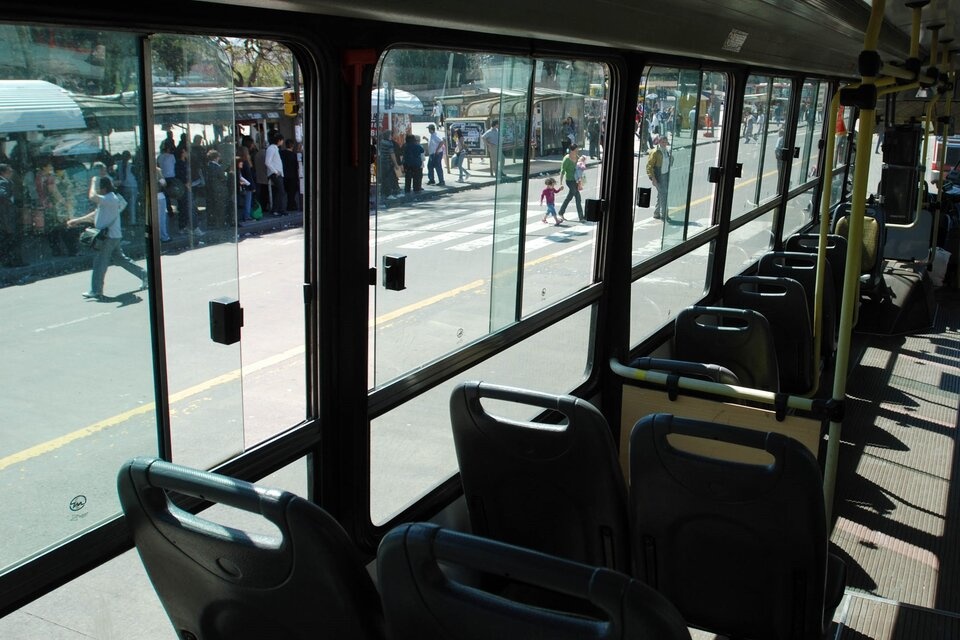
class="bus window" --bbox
[792,80,829,193]
[732,74,790,216]
[369,50,605,390]
[149,36,307,467]
[0,27,153,576]
[521,59,607,317]
[0,27,306,579]
[757,76,791,204]
[632,67,727,259]
[369,49,606,524]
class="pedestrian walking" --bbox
[558,144,584,223]
[67,176,147,300]
[540,177,564,225]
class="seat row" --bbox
[672,237,846,396]
[118,382,845,639]
[448,382,845,639]
[117,454,689,640]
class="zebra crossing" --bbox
[371,196,711,261]
[371,200,597,255]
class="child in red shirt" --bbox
[540,177,565,225]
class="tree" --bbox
[212,38,293,87]
[380,50,480,91]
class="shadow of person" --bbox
[101,291,146,308]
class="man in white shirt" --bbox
[480,119,506,179]
[264,131,287,214]
[426,124,446,186]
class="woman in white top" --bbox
[68,175,147,300]
[453,128,470,182]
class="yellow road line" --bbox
[0,345,306,471]
[0,404,157,471]
[371,279,485,326]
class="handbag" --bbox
[79,227,107,250]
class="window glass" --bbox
[830,170,847,208]
[0,26,152,574]
[834,105,854,170]
[632,68,727,259]
[629,249,711,348]
[369,50,605,389]
[370,305,593,525]
[152,38,307,463]
[783,189,816,239]
[0,27,307,580]
[722,211,776,280]
[151,34,244,469]
[732,75,790,216]
[521,60,607,316]
[792,80,828,190]
[758,77,791,203]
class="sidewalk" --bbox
[376,153,596,208]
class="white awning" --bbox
[0,80,86,134]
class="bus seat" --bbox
[672,306,779,392]
[117,457,385,640]
[785,232,848,328]
[627,356,740,385]
[758,251,836,356]
[722,275,814,395]
[450,381,629,573]
[628,414,846,640]
[834,204,889,302]
[377,522,692,640]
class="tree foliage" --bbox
[152,36,293,88]
[380,50,478,90]
[212,38,293,87]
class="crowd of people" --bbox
[156,129,302,242]
[0,128,303,269]
[374,112,604,202]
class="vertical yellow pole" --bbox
[823,0,886,525]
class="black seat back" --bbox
[629,414,843,640]
[377,522,692,640]
[722,275,814,394]
[785,232,848,326]
[672,306,779,392]
[117,457,385,640]
[758,250,836,356]
[450,381,628,572]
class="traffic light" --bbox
[283,90,300,117]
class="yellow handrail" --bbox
[823,0,885,523]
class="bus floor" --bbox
[829,286,960,639]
